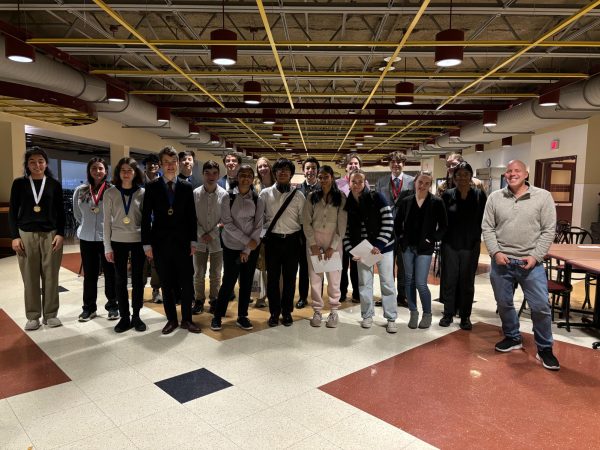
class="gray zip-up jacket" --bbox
[482,184,556,262]
[73,183,108,242]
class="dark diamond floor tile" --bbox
[155,368,232,404]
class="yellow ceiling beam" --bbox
[91,69,588,79]
[129,90,537,99]
[28,38,600,48]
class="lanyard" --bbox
[119,187,138,217]
[29,175,46,206]
[391,176,403,199]
[90,181,106,207]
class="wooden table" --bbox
[569,259,600,345]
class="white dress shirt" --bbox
[259,185,306,235]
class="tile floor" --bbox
[0,244,599,449]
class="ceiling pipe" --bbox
[0,35,210,142]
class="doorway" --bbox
[534,155,577,224]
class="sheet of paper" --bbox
[350,239,383,267]
[578,245,600,249]
[310,252,342,273]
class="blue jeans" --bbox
[357,251,397,321]
[490,260,553,350]
[402,248,432,314]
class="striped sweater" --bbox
[343,190,395,254]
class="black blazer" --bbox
[141,178,196,247]
[394,193,447,255]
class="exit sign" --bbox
[551,139,560,150]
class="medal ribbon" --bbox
[29,175,46,206]
[90,181,106,208]
[391,177,403,200]
[119,186,138,217]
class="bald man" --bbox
[482,160,559,370]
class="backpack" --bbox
[229,191,258,208]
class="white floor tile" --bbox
[236,370,314,407]
[0,399,33,449]
[75,366,151,401]
[131,353,199,383]
[204,354,272,385]
[55,427,135,450]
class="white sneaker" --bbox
[386,321,398,334]
[24,319,40,331]
[361,317,373,329]
[326,312,339,328]
[310,311,322,327]
[43,317,62,327]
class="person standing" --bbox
[218,151,242,192]
[9,147,65,331]
[73,157,117,322]
[260,158,305,327]
[395,172,447,330]
[335,152,367,303]
[296,157,320,309]
[375,151,414,308]
[344,169,398,333]
[142,153,162,304]
[178,150,201,189]
[437,152,484,196]
[211,165,264,331]
[103,157,147,333]
[192,161,228,314]
[482,160,559,371]
[440,162,487,330]
[304,165,347,328]
[142,146,200,334]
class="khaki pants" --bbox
[17,230,63,320]
[193,250,223,302]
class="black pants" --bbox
[111,241,145,318]
[80,239,116,313]
[440,244,480,318]
[297,233,309,301]
[340,250,359,299]
[153,241,194,322]
[394,241,406,301]
[265,233,302,317]
[215,245,260,319]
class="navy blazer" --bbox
[141,178,196,248]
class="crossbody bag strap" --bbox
[266,189,298,235]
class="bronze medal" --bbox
[123,216,131,224]
[91,206,99,214]
[33,205,41,213]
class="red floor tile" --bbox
[0,309,70,399]
[320,322,600,449]
[60,252,82,275]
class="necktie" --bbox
[167,181,174,192]
[393,178,400,189]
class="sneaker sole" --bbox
[78,312,97,322]
[310,321,322,327]
[495,343,523,352]
[361,322,372,329]
[536,353,560,370]
[236,322,253,331]
[210,325,223,331]
[325,322,337,328]
[107,314,119,321]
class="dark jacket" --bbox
[344,190,395,253]
[141,177,196,248]
[395,193,447,255]
[441,187,487,250]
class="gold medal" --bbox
[91,206,99,214]
[33,205,41,213]
[123,216,131,224]
[167,208,174,216]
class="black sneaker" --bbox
[536,348,560,371]
[131,316,147,332]
[210,317,222,331]
[295,298,308,309]
[192,300,204,315]
[439,314,453,327]
[78,311,96,322]
[374,300,382,307]
[460,317,472,330]
[114,317,132,333]
[236,317,253,330]
[268,315,279,327]
[107,309,119,321]
[281,314,293,327]
[495,337,523,352]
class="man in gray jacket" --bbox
[482,160,559,371]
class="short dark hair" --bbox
[142,153,160,166]
[237,164,255,178]
[158,146,178,162]
[344,152,362,167]
[86,157,109,185]
[178,150,195,162]
[303,157,320,172]
[113,157,144,188]
[389,151,407,164]
[223,151,242,165]
[453,161,474,179]
[202,160,220,173]
[272,158,295,176]
[24,146,53,177]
